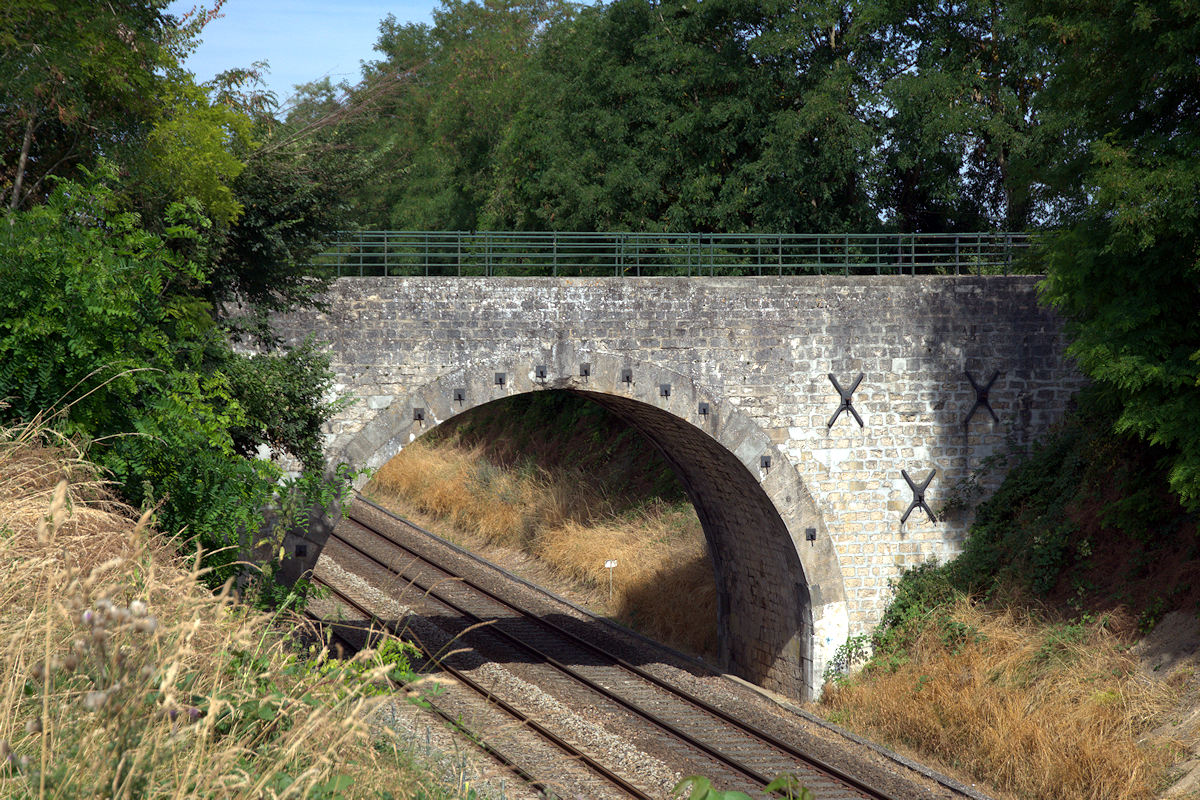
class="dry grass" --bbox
[367,438,718,657]
[820,599,1177,800]
[0,421,464,799]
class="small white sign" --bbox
[604,559,618,569]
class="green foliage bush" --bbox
[0,166,345,601]
[673,773,813,800]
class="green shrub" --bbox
[0,165,346,603]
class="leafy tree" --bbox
[1032,0,1200,508]
[0,167,342,592]
[313,0,1061,234]
[203,66,365,332]
[869,0,1050,231]
[0,3,360,607]
[325,1,573,230]
[484,0,879,232]
[139,77,255,226]
[0,0,208,211]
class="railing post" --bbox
[553,232,558,278]
[778,234,783,276]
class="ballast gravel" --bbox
[310,499,996,800]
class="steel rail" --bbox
[333,500,897,799]
[310,615,554,795]
[310,576,656,800]
[327,516,780,794]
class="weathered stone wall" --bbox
[271,275,1083,699]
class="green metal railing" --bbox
[308,231,1034,277]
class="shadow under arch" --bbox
[336,350,849,700]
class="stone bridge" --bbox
[272,275,1083,700]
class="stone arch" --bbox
[336,347,849,700]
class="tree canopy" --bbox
[0,1,359,601]
[1032,0,1200,509]
[313,0,1065,234]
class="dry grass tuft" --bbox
[368,438,718,657]
[821,599,1176,800]
[0,421,462,799]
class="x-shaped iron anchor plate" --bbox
[827,373,864,429]
[901,469,937,524]
[964,370,1000,427]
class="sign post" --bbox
[604,559,618,604]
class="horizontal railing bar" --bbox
[306,231,1033,277]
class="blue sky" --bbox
[167,1,436,106]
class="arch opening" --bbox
[368,390,718,659]
[336,354,848,700]
[570,389,814,696]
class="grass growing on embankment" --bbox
[819,389,1200,799]
[822,598,1174,799]
[0,422,466,799]
[366,437,718,658]
[364,392,718,659]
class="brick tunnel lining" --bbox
[573,390,813,699]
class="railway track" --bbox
[307,496,959,800]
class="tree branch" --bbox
[8,115,35,211]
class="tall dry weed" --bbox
[821,600,1175,800]
[368,439,718,657]
[0,421,460,799]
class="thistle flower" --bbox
[24,717,42,735]
[129,599,147,618]
[83,691,108,711]
[133,615,158,635]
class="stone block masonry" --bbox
[271,275,1084,700]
